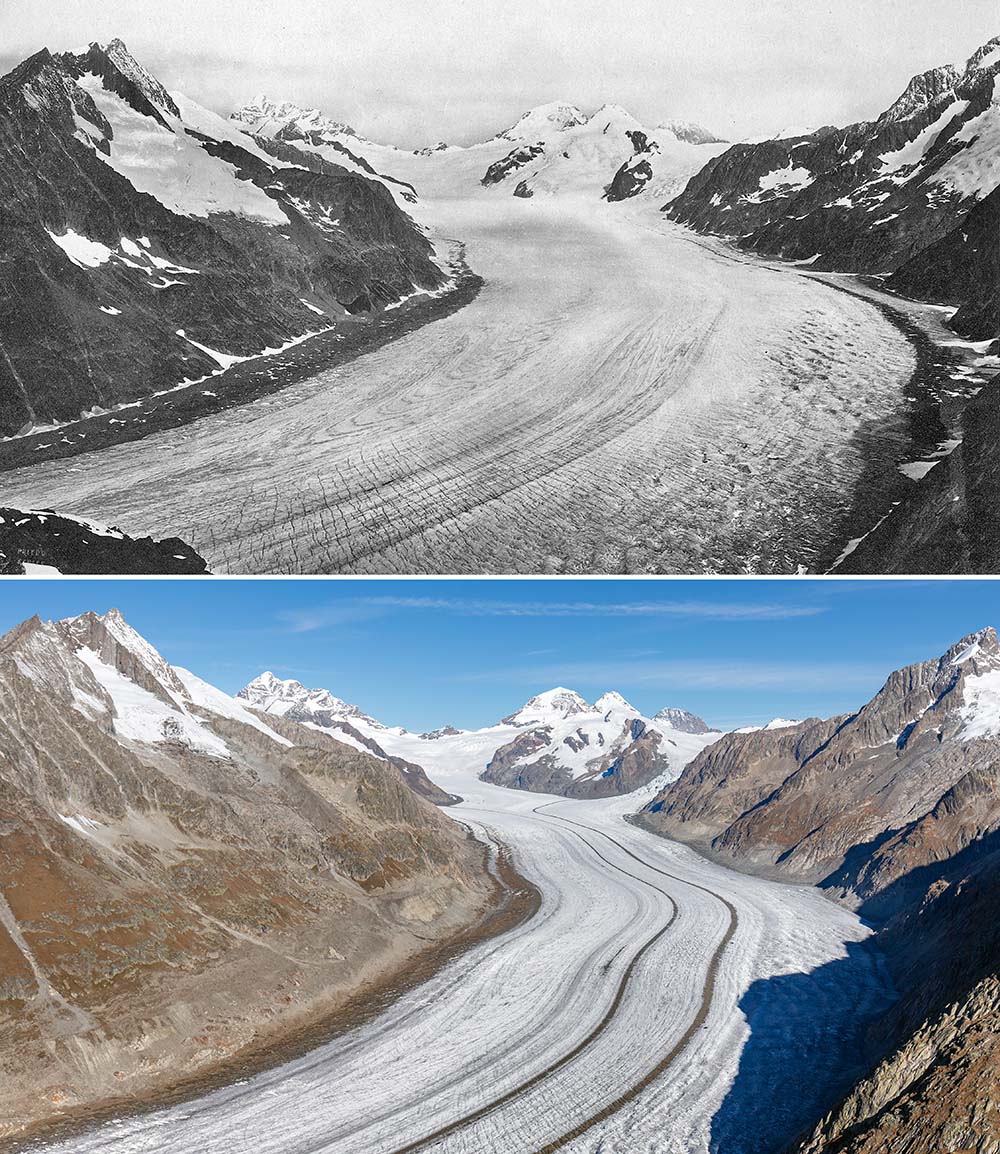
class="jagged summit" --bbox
[653,707,718,734]
[61,38,181,124]
[238,671,384,728]
[231,93,361,140]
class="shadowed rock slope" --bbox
[0,609,493,1142]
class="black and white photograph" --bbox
[0,0,996,574]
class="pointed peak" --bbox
[876,62,960,127]
[61,37,179,124]
[594,690,641,716]
[943,626,1000,667]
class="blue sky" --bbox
[4,578,1000,730]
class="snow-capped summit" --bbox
[656,119,727,145]
[501,687,594,725]
[231,93,363,143]
[497,101,587,141]
[238,672,384,728]
[594,690,641,718]
[482,100,730,202]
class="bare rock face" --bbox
[639,628,1000,908]
[0,610,492,1139]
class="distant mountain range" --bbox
[239,674,722,799]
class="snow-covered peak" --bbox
[501,687,594,725]
[231,93,360,141]
[237,671,384,728]
[594,690,641,717]
[497,102,587,141]
[656,118,727,145]
[734,717,803,734]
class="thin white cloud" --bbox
[280,596,826,632]
[449,658,884,693]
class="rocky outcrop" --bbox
[481,142,545,187]
[638,628,1000,909]
[0,508,208,574]
[0,610,493,1139]
[0,40,445,437]
[666,36,1000,340]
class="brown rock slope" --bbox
[636,627,1000,1154]
[0,609,495,1143]
[637,627,1000,913]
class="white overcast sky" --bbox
[1,0,997,145]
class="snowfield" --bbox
[3,148,916,574]
[36,757,895,1154]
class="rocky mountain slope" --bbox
[231,93,423,205]
[240,676,721,799]
[0,609,494,1141]
[792,846,1000,1154]
[634,628,1000,1153]
[637,627,1000,912]
[0,39,447,438]
[666,35,1000,341]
